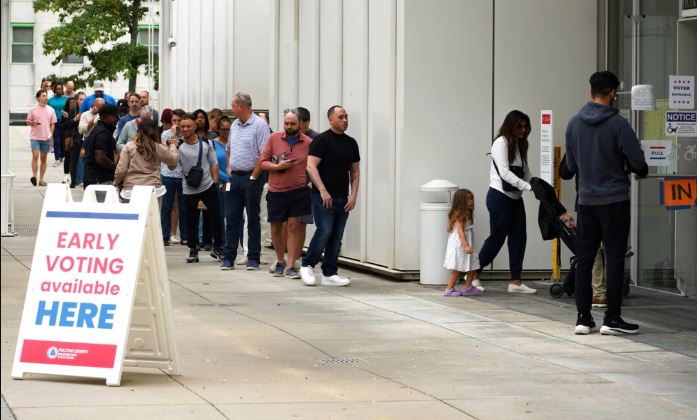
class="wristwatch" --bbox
[249,175,256,181]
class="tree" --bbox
[33,0,157,92]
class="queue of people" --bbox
[27,70,648,322]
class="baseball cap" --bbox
[93,81,105,91]
[98,104,119,118]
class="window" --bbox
[63,54,84,64]
[11,23,34,63]
[138,25,159,56]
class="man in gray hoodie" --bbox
[565,71,648,336]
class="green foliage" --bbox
[33,0,158,92]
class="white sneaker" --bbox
[236,256,248,266]
[300,266,316,286]
[508,283,537,294]
[170,235,181,245]
[472,279,485,292]
[320,274,350,287]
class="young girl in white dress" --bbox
[443,189,482,296]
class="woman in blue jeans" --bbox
[477,110,538,294]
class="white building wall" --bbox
[271,0,597,272]
[164,0,270,111]
[399,0,493,270]
[9,0,160,114]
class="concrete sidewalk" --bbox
[2,126,697,419]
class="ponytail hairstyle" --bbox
[495,110,531,165]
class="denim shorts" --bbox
[30,140,50,154]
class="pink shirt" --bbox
[27,104,57,141]
[260,131,312,192]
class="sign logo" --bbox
[541,114,551,124]
[47,346,58,359]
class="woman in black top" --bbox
[61,97,81,187]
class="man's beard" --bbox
[285,128,298,136]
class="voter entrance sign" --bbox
[12,184,179,386]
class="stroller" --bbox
[529,178,632,299]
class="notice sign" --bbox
[660,177,697,210]
[669,75,694,109]
[540,110,553,185]
[641,140,674,167]
[12,185,149,385]
[666,111,697,137]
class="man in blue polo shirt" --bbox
[220,92,270,271]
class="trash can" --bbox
[420,180,459,285]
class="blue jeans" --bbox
[53,125,64,161]
[478,188,527,279]
[76,156,85,184]
[224,174,264,262]
[302,193,349,276]
[161,176,186,241]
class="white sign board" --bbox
[540,111,553,185]
[669,75,694,109]
[641,140,674,167]
[666,111,697,137]
[631,85,656,110]
[12,185,179,386]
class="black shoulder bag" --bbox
[488,150,526,192]
[185,137,205,188]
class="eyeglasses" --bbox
[283,108,297,115]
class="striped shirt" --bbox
[226,113,270,171]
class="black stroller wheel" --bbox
[550,283,564,298]
[623,277,631,297]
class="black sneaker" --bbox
[186,250,199,263]
[163,239,170,246]
[601,317,639,335]
[574,313,598,335]
[210,248,223,262]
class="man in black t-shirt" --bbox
[83,104,119,188]
[300,106,360,287]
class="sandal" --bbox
[38,180,47,186]
[30,176,37,186]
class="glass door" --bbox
[607,0,696,295]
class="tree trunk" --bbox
[128,0,141,93]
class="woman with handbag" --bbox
[114,119,179,204]
[60,97,78,185]
[477,110,538,294]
